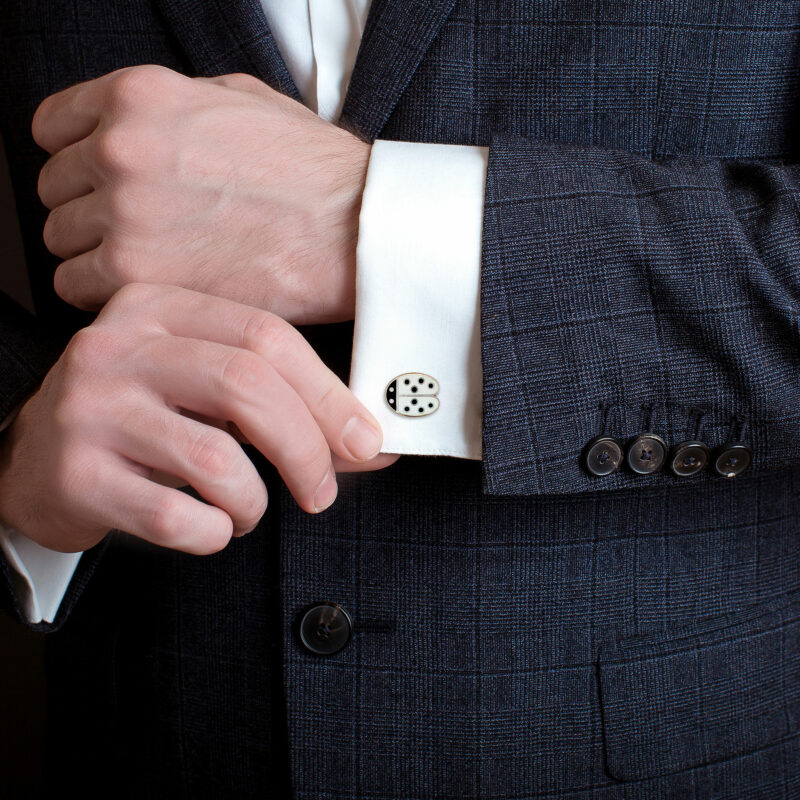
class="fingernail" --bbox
[342,415,382,461]
[313,466,338,512]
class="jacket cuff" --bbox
[480,134,795,495]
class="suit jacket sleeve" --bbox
[480,134,800,496]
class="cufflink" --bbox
[385,373,439,417]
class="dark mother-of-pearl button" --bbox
[712,442,752,478]
[669,440,710,477]
[626,433,667,475]
[583,435,624,477]
[297,602,353,656]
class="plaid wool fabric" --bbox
[1,0,799,797]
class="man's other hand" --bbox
[0,284,397,555]
[32,66,370,324]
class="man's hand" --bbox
[32,66,370,324]
[0,283,397,555]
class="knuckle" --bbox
[241,311,289,356]
[147,493,186,543]
[220,350,268,400]
[63,326,115,373]
[227,72,267,93]
[289,441,330,478]
[109,65,172,107]
[185,431,232,480]
[315,377,341,413]
[93,127,134,174]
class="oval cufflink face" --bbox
[385,373,439,417]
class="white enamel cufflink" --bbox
[385,373,439,417]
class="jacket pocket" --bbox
[598,591,800,781]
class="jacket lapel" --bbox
[153,0,457,140]
[152,0,301,99]
[340,0,458,141]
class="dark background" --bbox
[0,136,46,799]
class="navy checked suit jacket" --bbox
[1,1,800,798]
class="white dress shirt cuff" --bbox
[0,528,81,624]
[349,140,488,460]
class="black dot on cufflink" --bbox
[428,383,434,388]
[418,408,424,413]
[404,379,410,385]
[428,403,433,408]
[411,386,417,393]
[419,378,424,383]
[411,399,417,405]
[404,406,410,412]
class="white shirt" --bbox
[0,0,488,624]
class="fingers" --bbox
[31,65,185,154]
[146,288,383,463]
[32,77,107,154]
[43,193,103,259]
[139,334,336,514]
[91,456,235,555]
[109,402,268,536]
[38,139,94,209]
[53,245,119,310]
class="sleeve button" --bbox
[668,440,710,477]
[712,442,752,478]
[583,435,624,476]
[626,433,667,474]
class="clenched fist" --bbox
[0,284,397,555]
[33,65,370,324]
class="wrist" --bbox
[324,137,371,323]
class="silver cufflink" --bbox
[385,373,439,417]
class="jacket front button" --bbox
[626,433,667,474]
[713,442,752,477]
[669,440,710,477]
[583,435,623,476]
[297,602,353,656]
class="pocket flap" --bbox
[598,592,800,781]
